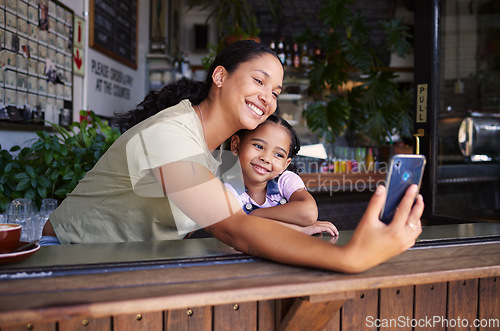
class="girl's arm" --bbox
[248,188,318,226]
[276,218,339,237]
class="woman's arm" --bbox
[211,184,423,273]
[249,188,319,226]
[158,162,423,274]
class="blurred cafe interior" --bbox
[0,0,499,330]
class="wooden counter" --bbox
[0,223,499,330]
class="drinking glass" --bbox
[8,198,35,242]
[35,198,58,240]
[40,198,58,216]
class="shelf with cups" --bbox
[300,171,386,193]
[295,145,389,193]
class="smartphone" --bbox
[380,154,426,224]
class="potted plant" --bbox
[302,0,414,146]
[0,111,120,212]
[189,0,279,69]
[188,0,278,44]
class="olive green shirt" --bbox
[51,100,221,244]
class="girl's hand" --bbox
[301,220,339,237]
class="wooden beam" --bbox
[278,298,345,331]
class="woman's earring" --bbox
[216,82,222,88]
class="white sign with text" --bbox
[86,51,144,117]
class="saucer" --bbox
[0,241,40,265]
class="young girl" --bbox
[226,115,338,237]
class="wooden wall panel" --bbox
[379,286,414,331]
[323,306,340,331]
[0,322,56,331]
[478,277,500,330]
[3,278,500,331]
[447,279,479,331]
[58,317,111,331]
[414,282,447,331]
[341,289,378,330]
[166,306,212,331]
[257,300,276,331]
[113,312,163,331]
[213,302,257,331]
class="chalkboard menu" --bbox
[253,0,392,49]
[89,0,137,69]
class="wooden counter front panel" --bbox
[1,276,498,330]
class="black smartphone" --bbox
[380,154,426,224]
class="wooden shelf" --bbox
[0,121,55,132]
[300,171,386,193]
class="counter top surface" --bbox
[0,223,498,274]
[0,223,499,324]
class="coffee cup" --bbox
[0,223,22,253]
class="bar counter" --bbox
[0,223,499,330]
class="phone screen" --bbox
[380,154,426,224]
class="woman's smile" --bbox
[246,102,264,116]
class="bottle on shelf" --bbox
[339,147,348,173]
[320,159,329,173]
[181,52,192,79]
[356,147,366,173]
[292,41,300,68]
[313,45,322,61]
[351,148,358,173]
[301,44,310,68]
[277,40,286,65]
[269,40,276,52]
[366,147,375,172]
[173,53,183,80]
[285,43,293,67]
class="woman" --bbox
[43,40,423,273]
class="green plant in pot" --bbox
[188,0,279,68]
[302,0,413,146]
[0,111,120,212]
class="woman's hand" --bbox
[300,220,339,237]
[339,184,424,273]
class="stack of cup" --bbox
[36,198,58,240]
[7,198,35,242]
[6,198,58,242]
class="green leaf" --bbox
[13,173,29,181]
[25,165,36,178]
[44,152,54,166]
[37,186,47,198]
[50,170,59,181]
[54,187,69,198]
[62,172,74,180]
[31,140,45,151]
[16,178,30,191]
[25,188,35,200]
[4,163,13,173]
[38,175,51,188]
